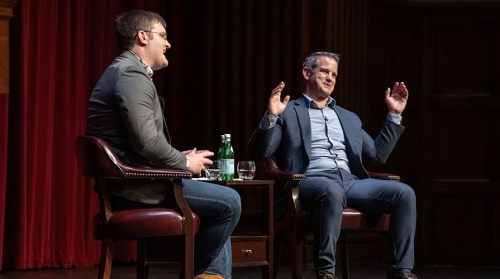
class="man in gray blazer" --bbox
[249,52,416,279]
[86,10,240,279]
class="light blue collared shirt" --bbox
[302,94,350,174]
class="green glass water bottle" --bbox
[217,134,225,160]
[221,134,234,181]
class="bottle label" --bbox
[221,159,234,174]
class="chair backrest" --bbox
[75,135,198,279]
[74,135,127,178]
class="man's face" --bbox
[303,56,338,99]
[145,22,171,70]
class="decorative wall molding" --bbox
[0,0,19,94]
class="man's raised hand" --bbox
[385,82,409,116]
[267,81,290,117]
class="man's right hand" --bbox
[185,148,214,176]
[267,81,290,116]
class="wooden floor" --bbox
[0,264,499,279]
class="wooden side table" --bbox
[213,180,274,279]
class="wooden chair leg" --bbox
[184,234,195,279]
[98,239,113,279]
[382,233,391,271]
[291,233,304,279]
[339,234,349,279]
[273,233,285,279]
[137,241,148,279]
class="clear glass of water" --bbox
[205,160,222,181]
[237,161,256,180]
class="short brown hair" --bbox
[303,52,341,70]
[116,10,167,50]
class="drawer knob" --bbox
[244,249,252,256]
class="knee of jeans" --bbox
[398,184,417,206]
[226,188,242,217]
[321,186,346,208]
[300,181,345,210]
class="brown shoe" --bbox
[318,270,338,279]
[388,273,418,279]
[194,274,225,279]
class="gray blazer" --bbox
[248,96,405,180]
[86,51,187,170]
[86,51,187,204]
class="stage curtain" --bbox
[3,0,174,270]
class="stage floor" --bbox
[0,264,499,279]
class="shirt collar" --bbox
[302,93,336,109]
[127,50,154,79]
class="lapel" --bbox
[334,107,354,143]
[293,97,312,159]
[334,106,362,164]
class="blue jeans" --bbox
[111,179,241,279]
[181,179,241,278]
[299,170,416,277]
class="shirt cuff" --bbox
[259,112,278,130]
[185,156,190,169]
[387,112,402,125]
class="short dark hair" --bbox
[302,52,341,70]
[116,10,167,50]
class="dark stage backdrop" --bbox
[2,0,369,270]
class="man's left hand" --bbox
[385,82,408,116]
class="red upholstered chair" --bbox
[256,156,396,279]
[74,135,200,279]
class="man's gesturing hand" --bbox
[385,82,409,116]
[185,148,214,176]
[267,81,290,117]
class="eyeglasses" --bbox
[143,30,167,41]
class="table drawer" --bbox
[231,236,267,263]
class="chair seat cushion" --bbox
[275,207,389,233]
[92,208,200,240]
[341,207,390,231]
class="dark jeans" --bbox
[299,169,416,277]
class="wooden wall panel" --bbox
[431,195,494,265]
[434,27,491,95]
[369,0,500,267]
[425,11,500,266]
[0,1,19,94]
[365,4,421,184]
[0,15,8,94]
[432,113,490,179]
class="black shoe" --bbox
[318,270,338,279]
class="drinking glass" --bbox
[237,161,256,180]
[205,160,222,181]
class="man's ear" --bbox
[302,67,311,80]
[137,30,149,45]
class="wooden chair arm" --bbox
[76,135,192,180]
[120,165,192,179]
[366,170,400,181]
[267,168,306,181]
[261,156,305,181]
[75,135,195,223]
